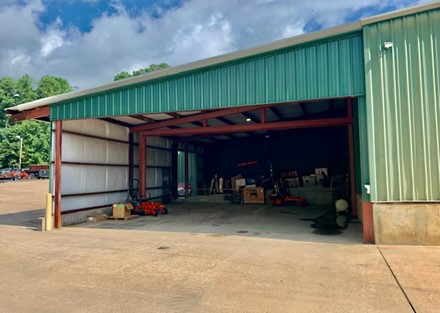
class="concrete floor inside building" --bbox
[75,197,363,244]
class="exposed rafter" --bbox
[141,117,352,137]
[130,103,280,133]
[173,134,223,142]
[242,112,259,123]
[299,103,307,116]
[216,116,235,125]
[270,107,284,121]
[100,118,132,128]
[168,112,203,127]
[129,115,155,123]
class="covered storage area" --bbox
[48,94,362,241]
[7,15,372,241]
[7,3,440,244]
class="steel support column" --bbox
[139,134,146,198]
[347,98,357,217]
[185,143,189,198]
[128,133,134,192]
[362,202,374,243]
[54,120,62,229]
[171,143,178,200]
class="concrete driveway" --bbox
[0,180,439,313]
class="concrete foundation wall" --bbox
[62,207,112,226]
[373,203,440,245]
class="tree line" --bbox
[0,64,169,169]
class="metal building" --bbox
[7,2,440,244]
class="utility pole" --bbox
[16,136,23,169]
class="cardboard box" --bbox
[236,178,246,190]
[112,203,132,218]
[302,175,317,187]
[243,187,264,204]
[231,175,243,191]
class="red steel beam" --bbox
[139,134,146,198]
[141,117,352,137]
[11,106,50,123]
[130,103,279,133]
[54,120,63,229]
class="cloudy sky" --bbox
[0,0,432,90]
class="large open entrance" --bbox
[116,97,362,241]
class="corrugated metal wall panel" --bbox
[59,119,130,212]
[364,9,440,201]
[52,33,364,120]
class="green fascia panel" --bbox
[51,32,365,120]
[363,9,440,202]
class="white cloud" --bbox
[40,17,65,57]
[0,0,433,90]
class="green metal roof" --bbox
[51,32,364,120]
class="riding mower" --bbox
[128,179,168,216]
[268,179,307,206]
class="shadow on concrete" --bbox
[72,202,363,245]
[0,208,45,228]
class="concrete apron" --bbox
[373,203,440,245]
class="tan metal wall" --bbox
[363,8,440,201]
[59,119,130,212]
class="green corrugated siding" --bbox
[364,9,440,201]
[52,33,364,120]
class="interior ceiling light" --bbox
[246,118,251,122]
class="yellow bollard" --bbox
[45,193,52,231]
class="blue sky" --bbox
[0,0,432,89]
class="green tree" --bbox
[0,75,72,168]
[0,75,38,128]
[113,71,132,81]
[0,77,18,128]
[16,74,37,103]
[0,121,50,168]
[113,63,170,81]
[36,75,72,98]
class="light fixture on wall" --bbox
[383,41,393,49]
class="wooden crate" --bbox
[243,187,264,204]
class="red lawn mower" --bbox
[128,179,168,216]
[268,179,307,206]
